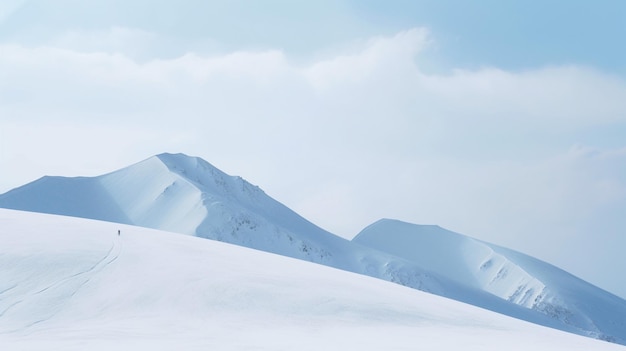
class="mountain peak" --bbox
[155,152,210,170]
[154,153,222,180]
[150,153,265,200]
[371,218,445,231]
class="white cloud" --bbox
[49,27,157,58]
[305,28,429,89]
[2,28,626,297]
[424,66,626,128]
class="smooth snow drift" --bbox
[1,209,624,350]
[1,153,625,344]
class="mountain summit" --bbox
[0,153,446,287]
[2,153,626,344]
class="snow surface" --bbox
[1,153,625,344]
[354,219,626,343]
[1,209,625,351]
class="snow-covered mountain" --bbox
[2,209,625,351]
[0,153,446,292]
[1,153,625,344]
[354,219,626,343]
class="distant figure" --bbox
[118,229,120,236]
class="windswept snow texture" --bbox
[354,219,626,344]
[1,153,626,344]
[1,209,625,351]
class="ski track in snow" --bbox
[0,234,122,332]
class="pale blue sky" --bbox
[2,0,625,73]
[1,1,626,298]
[352,0,626,74]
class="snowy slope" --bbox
[354,219,626,343]
[1,153,625,344]
[0,154,447,293]
[1,209,624,351]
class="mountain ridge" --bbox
[354,218,626,342]
[1,152,625,344]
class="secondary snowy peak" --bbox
[354,220,545,308]
[353,218,626,343]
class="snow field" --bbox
[1,209,625,350]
